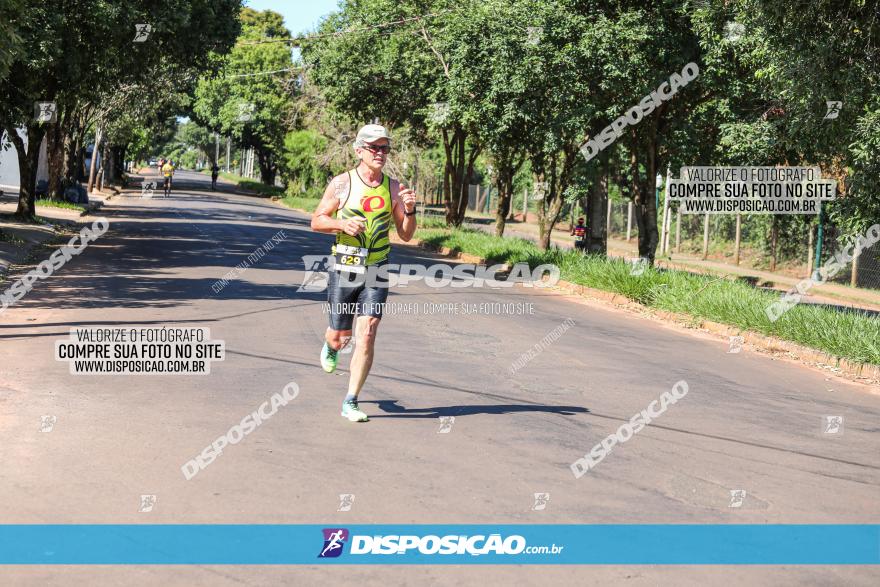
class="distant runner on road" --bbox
[310,124,418,422]
[162,159,175,197]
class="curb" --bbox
[390,234,879,387]
[550,278,880,384]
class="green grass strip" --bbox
[417,227,880,365]
[35,199,85,211]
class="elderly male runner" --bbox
[310,124,417,422]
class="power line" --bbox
[237,10,450,46]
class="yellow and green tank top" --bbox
[332,170,392,265]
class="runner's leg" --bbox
[325,327,352,351]
[322,266,362,373]
[347,315,380,397]
[346,265,388,398]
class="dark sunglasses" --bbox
[362,144,391,154]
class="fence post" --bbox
[660,198,669,254]
[734,213,742,265]
[807,225,814,276]
[660,165,671,254]
[626,201,633,241]
[663,205,672,254]
[606,199,612,238]
[770,217,778,272]
[851,246,860,287]
[702,214,710,260]
[675,207,681,253]
[812,202,824,281]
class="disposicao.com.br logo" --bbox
[317,528,563,558]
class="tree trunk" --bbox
[442,126,478,227]
[493,172,514,237]
[102,140,111,187]
[585,167,608,254]
[5,123,45,220]
[630,146,659,263]
[74,135,85,182]
[64,125,80,185]
[46,114,67,199]
[87,126,102,193]
[459,146,478,222]
[535,149,576,250]
[113,146,126,182]
[535,155,554,249]
[256,147,276,185]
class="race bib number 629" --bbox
[334,244,368,273]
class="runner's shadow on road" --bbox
[362,399,588,419]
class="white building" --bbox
[0,127,49,193]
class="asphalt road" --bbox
[0,169,877,585]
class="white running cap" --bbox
[353,124,391,148]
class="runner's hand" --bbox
[340,217,366,236]
[399,185,417,213]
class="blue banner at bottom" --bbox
[0,525,877,564]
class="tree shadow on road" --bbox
[362,399,588,419]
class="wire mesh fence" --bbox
[606,201,880,290]
[432,182,880,293]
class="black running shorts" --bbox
[326,261,390,331]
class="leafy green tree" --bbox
[193,7,294,186]
[175,121,220,165]
[444,0,532,236]
[729,0,880,237]
[304,0,485,226]
[0,0,21,81]
[283,129,330,193]
[1,0,241,218]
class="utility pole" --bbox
[225,137,231,173]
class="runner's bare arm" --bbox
[311,174,364,236]
[391,179,417,242]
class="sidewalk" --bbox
[437,207,880,313]
[0,188,111,277]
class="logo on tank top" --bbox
[360,194,386,213]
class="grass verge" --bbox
[203,170,285,197]
[418,227,880,365]
[276,186,323,213]
[35,199,85,212]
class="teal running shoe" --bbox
[341,399,368,422]
[320,342,338,373]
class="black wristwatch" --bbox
[404,208,417,216]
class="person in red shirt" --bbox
[571,217,586,251]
